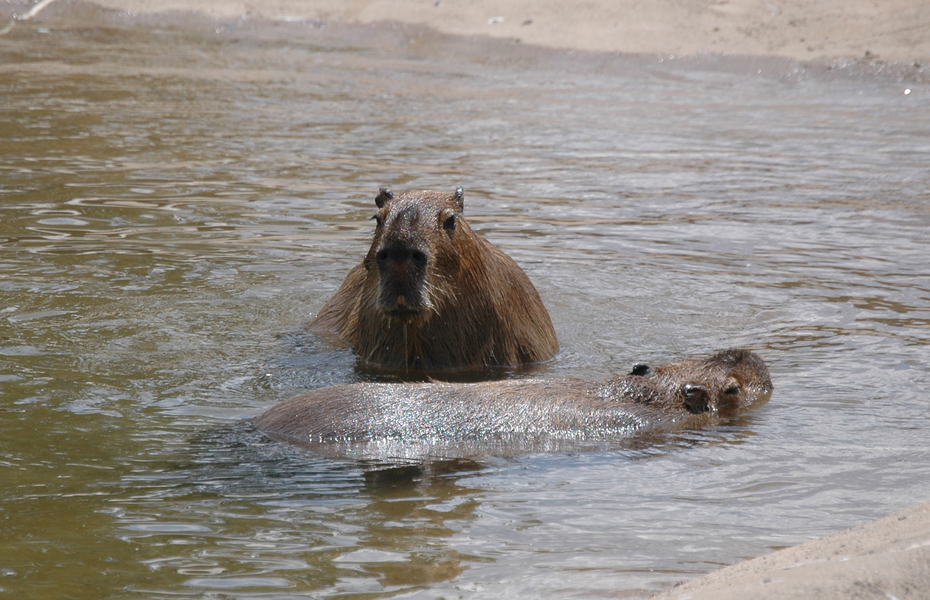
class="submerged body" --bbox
[310,187,559,370]
[255,349,773,455]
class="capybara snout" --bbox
[373,241,429,316]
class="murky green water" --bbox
[2,3,929,598]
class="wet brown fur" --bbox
[310,188,559,370]
[255,349,773,447]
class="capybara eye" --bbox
[443,214,456,231]
[724,377,740,395]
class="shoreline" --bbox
[652,499,930,599]
[76,0,930,63]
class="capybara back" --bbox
[255,349,773,449]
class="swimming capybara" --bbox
[310,187,559,370]
[255,349,773,451]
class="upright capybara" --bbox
[255,349,773,451]
[310,187,559,370]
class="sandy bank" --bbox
[653,499,930,600]
[79,0,930,63]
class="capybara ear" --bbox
[631,364,652,376]
[375,187,394,208]
[452,186,465,212]
[682,384,710,414]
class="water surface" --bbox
[1,4,929,598]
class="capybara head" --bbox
[309,187,559,370]
[365,187,467,320]
[622,348,773,415]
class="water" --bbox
[1,4,929,598]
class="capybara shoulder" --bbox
[310,187,559,370]
[255,349,773,452]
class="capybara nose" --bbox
[376,246,427,268]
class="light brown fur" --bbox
[311,188,559,370]
[256,349,773,448]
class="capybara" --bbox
[310,187,559,370]
[255,349,773,452]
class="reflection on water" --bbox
[105,428,485,597]
[1,3,930,598]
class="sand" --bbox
[7,0,929,597]
[76,0,930,63]
[654,500,930,599]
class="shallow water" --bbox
[1,4,929,598]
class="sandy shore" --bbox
[654,499,930,600]
[78,0,930,63]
